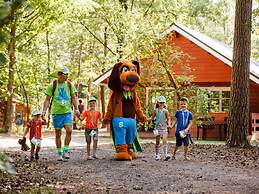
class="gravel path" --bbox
[1,131,259,194]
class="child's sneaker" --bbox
[57,154,63,161]
[184,157,190,161]
[35,153,39,160]
[63,152,70,160]
[164,154,171,161]
[155,154,161,161]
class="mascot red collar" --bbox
[104,60,147,161]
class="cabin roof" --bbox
[169,23,259,84]
[93,23,259,85]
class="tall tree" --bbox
[227,0,253,147]
[3,0,24,132]
[1,0,66,132]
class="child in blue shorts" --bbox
[172,97,193,160]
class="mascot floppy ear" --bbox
[132,60,140,75]
[108,62,122,91]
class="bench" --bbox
[197,120,227,141]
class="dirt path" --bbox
[1,132,259,194]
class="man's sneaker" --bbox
[57,154,63,161]
[35,153,39,160]
[155,154,161,161]
[164,154,171,161]
[63,152,70,160]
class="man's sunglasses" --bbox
[58,72,68,76]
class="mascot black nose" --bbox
[127,75,139,83]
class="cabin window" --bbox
[208,90,230,113]
[198,88,230,113]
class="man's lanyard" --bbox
[89,111,97,128]
[57,81,68,100]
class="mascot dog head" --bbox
[108,60,140,91]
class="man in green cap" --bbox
[42,66,80,161]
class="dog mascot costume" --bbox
[103,60,147,161]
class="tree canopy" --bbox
[0,0,258,131]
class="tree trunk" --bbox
[100,27,107,117]
[157,50,180,99]
[77,36,83,78]
[227,0,252,147]
[46,30,51,75]
[16,67,30,124]
[3,10,16,133]
[100,85,106,118]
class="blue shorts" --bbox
[175,133,189,147]
[112,117,136,145]
[52,113,73,130]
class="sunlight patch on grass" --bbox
[194,140,225,145]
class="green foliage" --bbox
[0,0,258,118]
[0,52,7,65]
[0,153,16,175]
[0,0,11,27]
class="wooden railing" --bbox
[251,113,259,140]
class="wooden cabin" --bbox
[93,23,259,140]
[0,98,30,130]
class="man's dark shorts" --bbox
[175,133,189,147]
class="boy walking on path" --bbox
[23,109,46,161]
[80,97,102,160]
[42,66,80,161]
[172,97,193,160]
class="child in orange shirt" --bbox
[80,97,102,160]
[23,110,46,161]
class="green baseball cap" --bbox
[49,66,70,78]
[57,66,69,74]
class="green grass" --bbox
[193,140,225,145]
